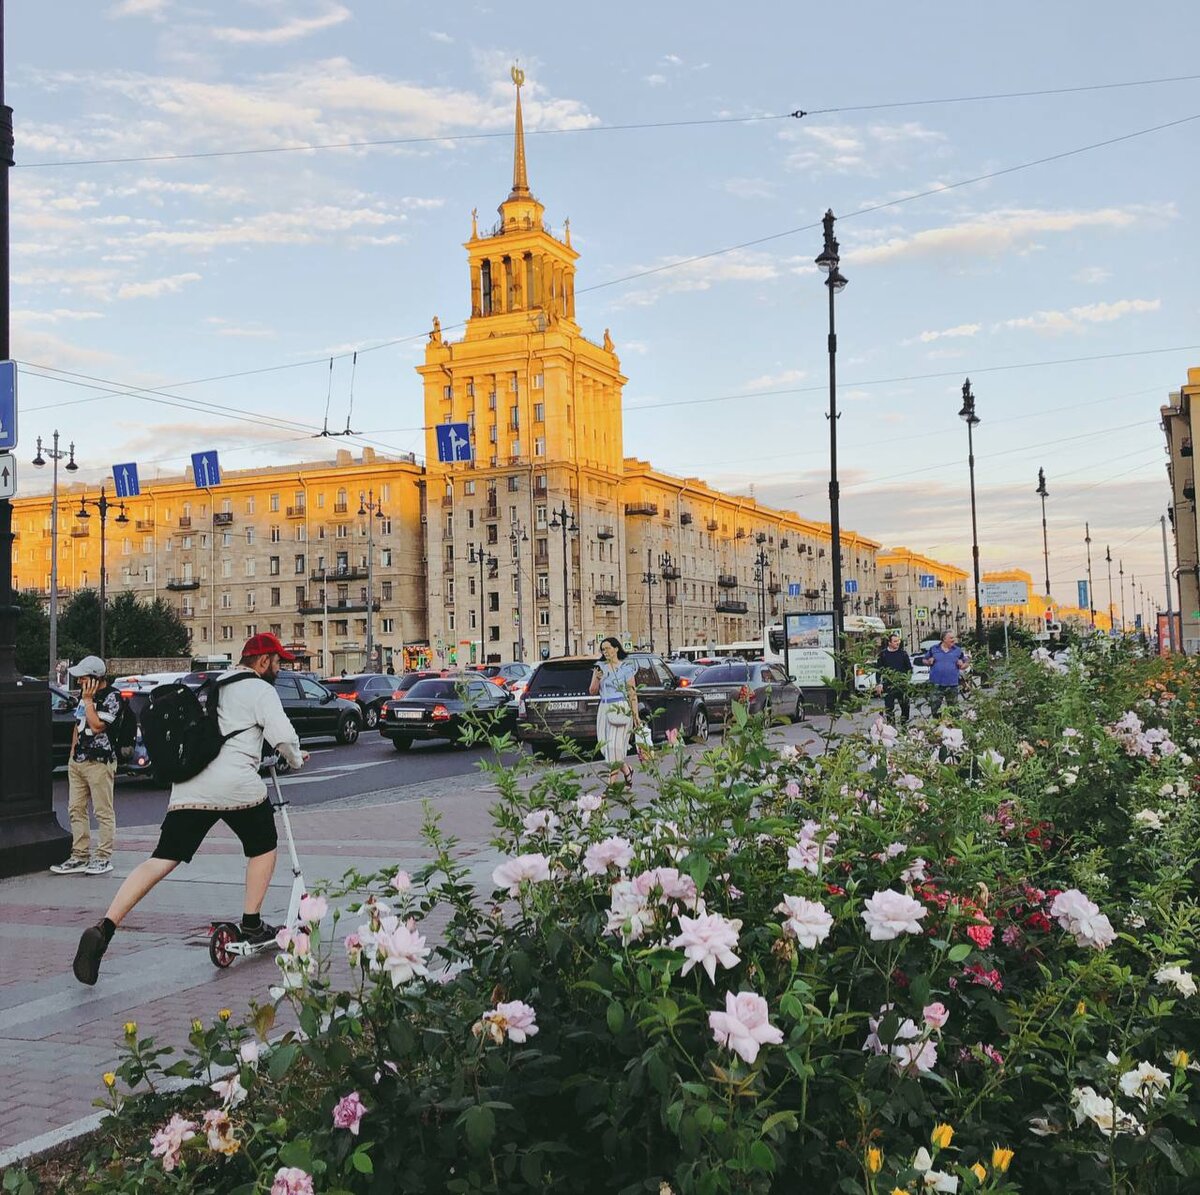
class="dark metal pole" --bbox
[0,0,71,876]
[561,507,569,655]
[660,551,673,656]
[1084,522,1096,629]
[1119,559,1126,633]
[960,380,984,642]
[1161,514,1177,653]
[1036,467,1050,597]
[645,547,654,653]
[99,488,108,659]
[1105,546,1114,637]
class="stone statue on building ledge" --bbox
[603,327,614,353]
[470,207,478,239]
[429,316,442,344]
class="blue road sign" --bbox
[844,579,858,594]
[1077,580,1089,609]
[787,582,801,598]
[918,573,936,589]
[191,450,222,488]
[436,422,472,463]
[0,360,16,451]
[113,462,140,498]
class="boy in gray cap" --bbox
[50,655,122,876]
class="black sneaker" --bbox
[239,920,281,947]
[73,922,109,986]
[50,856,89,875]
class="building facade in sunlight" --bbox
[877,547,970,644]
[1161,367,1199,654]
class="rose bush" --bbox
[13,643,1200,1194]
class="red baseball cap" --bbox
[241,632,295,661]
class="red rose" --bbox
[966,923,995,949]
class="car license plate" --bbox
[393,710,422,720]
[546,701,578,712]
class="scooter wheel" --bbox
[209,922,239,969]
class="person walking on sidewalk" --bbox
[72,633,308,986]
[589,636,641,788]
[874,633,913,726]
[919,630,970,717]
[50,656,122,877]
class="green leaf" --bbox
[749,1140,775,1171]
[947,943,973,963]
[464,1103,496,1155]
[689,855,711,892]
[268,1042,300,1081]
[278,1138,312,1170]
[606,1001,626,1035]
[350,1149,374,1175]
[1150,1132,1187,1175]
[761,1110,798,1136]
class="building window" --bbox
[534,402,545,422]
[443,384,452,399]
[296,525,306,541]
[538,609,550,626]
[488,626,500,642]
[246,527,255,545]
[510,376,519,392]
[533,374,544,389]
[246,592,256,611]
[469,609,477,629]
[382,618,395,634]
[220,591,232,609]
[245,559,256,577]
[507,476,520,492]
[536,504,547,528]
[534,437,546,457]
[488,391,497,410]
[510,406,520,430]
[381,548,392,566]
[466,381,474,397]
[222,532,233,547]
[222,625,234,640]
[489,425,498,444]
[270,587,281,607]
[270,526,281,543]
[269,556,280,575]
[380,518,392,535]
[448,611,456,631]
[381,581,393,600]
[221,559,232,578]
[464,480,475,495]
[245,496,255,514]
[295,554,305,574]
[270,494,280,512]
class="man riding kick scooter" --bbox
[72,633,308,986]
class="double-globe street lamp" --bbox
[1035,467,1051,598]
[31,432,78,680]
[815,210,848,654]
[510,520,528,663]
[752,545,769,637]
[468,542,498,665]
[357,489,385,671]
[659,550,677,657]
[640,547,658,652]
[958,379,984,642]
[548,502,578,656]
[74,486,128,660]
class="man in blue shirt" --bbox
[919,631,969,716]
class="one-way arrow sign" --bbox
[0,452,17,499]
[191,450,221,489]
[113,461,140,498]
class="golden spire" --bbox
[509,63,530,199]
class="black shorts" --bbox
[152,801,278,864]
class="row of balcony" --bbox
[298,598,381,616]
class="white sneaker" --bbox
[50,857,89,875]
[85,859,114,876]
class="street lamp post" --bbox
[1105,546,1114,637]
[815,209,848,655]
[659,550,676,657]
[510,521,528,662]
[1084,522,1096,629]
[548,502,577,656]
[468,543,498,664]
[357,489,384,671]
[958,379,984,642]
[31,432,78,680]
[641,547,657,652]
[752,545,769,637]
[74,486,128,660]
[1119,559,1126,634]
[1036,467,1051,597]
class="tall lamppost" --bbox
[357,489,384,671]
[958,379,984,642]
[1084,522,1096,629]
[659,550,676,656]
[548,502,577,656]
[31,432,78,680]
[510,520,528,662]
[468,543,498,664]
[1119,558,1126,633]
[1035,467,1051,597]
[815,209,848,652]
[752,545,769,637]
[1105,546,1115,637]
[641,547,658,652]
[74,486,128,659]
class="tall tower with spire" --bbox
[419,68,627,665]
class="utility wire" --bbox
[15,72,1200,170]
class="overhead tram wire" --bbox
[14,71,1200,170]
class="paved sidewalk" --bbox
[0,720,835,1162]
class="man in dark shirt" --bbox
[50,655,123,876]
[874,633,913,726]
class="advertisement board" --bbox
[783,611,837,688]
[1157,612,1181,656]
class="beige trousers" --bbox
[67,759,117,862]
[596,701,633,766]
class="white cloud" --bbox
[428,30,454,43]
[850,205,1167,267]
[107,0,170,18]
[644,74,667,86]
[1073,266,1111,285]
[780,121,945,174]
[743,368,806,390]
[613,250,779,307]
[12,325,121,371]
[663,54,683,65]
[13,308,104,324]
[723,177,776,200]
[116,272,202,300]
[212,2,351,45]
[1001,298,1161,335]
[913,322,982,344]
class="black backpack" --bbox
[142,673,259,784]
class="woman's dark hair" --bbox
[600,635,627,661]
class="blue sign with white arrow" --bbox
[435,422,472,463]
[844,579,858,594]
[0,360,16,451]
[787,582,801,598]
[191,450,222,488]
[113,462,140,498]
[918,573,936,589]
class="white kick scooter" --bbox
[208,755,308,968]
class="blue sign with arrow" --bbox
[191,450,221,488]
[844,579,858,594]
[113,462,140,498]
[0,360,16,451]
[435,422,472,463]
[787,582,801,598]
[918,573,936,589]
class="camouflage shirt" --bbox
[71,687,122,764]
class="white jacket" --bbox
[168,667,304,811]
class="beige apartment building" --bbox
[1161,366,1199,654]
[877,547,971,644]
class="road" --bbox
[52,730,525,826]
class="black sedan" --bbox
[380,676,516,751]
[689,661,805,727]
[322,673,398,729]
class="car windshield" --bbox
[404,680,461,700]
[526,661,596,696]
[694,663,753,684]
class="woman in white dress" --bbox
[589,636,640,787]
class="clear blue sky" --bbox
[10,0,1199,615]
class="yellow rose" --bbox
[1075,1001,1087,1016]
[931,1123,954,1150]
[971,1163,987,1182]
[102,1072,116,1088]
[123,1021,137,1037]
[992,1146,1014,1172]
[218,1008,232,1022]
[1173,1050,1190,1069]
[192,1018,204,1033]
[867,1146,883,1174]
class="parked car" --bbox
[390,669,452,695]
[322,673,398,729]
[380,675,516,751]
[517,654,709,761]
[663,660,704,687]
[689,661,804,727]
[182,669,362,746]
[499,663,536,702]
[49,684,75,768]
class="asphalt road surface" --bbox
[52,730,526,827]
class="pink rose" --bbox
[923,1002,949,1029]
[297,893,328,924]
[271,1167,315,1195]
[966,923,994,949]
[332,1091,368,1136]
[391,869,412,892]
[708,991,783,1064]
